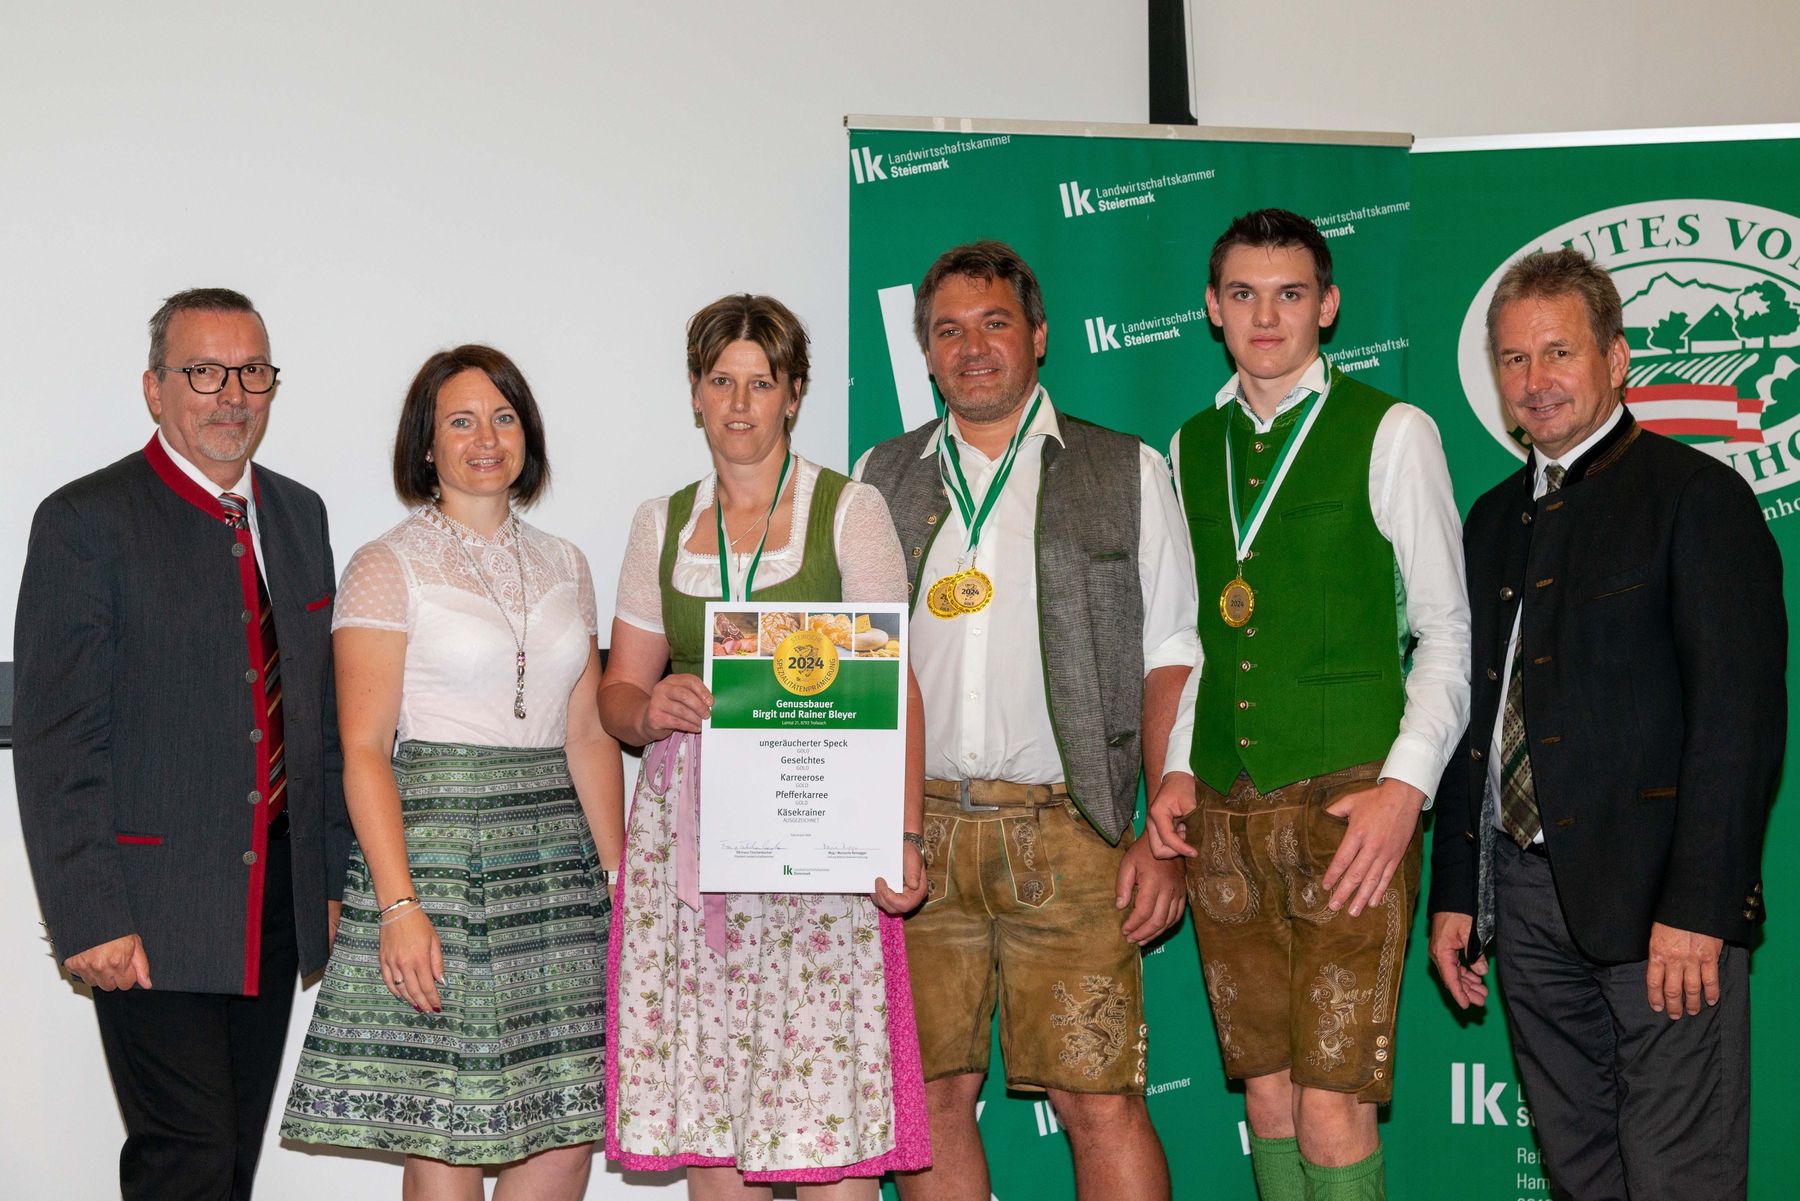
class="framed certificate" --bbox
[700,601,907,893]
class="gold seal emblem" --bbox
[952,569,994,614]
[772,628,839,695]
[1219,577,1255,628]
[926,575,960,619]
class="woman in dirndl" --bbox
[282,345,624,1199]
[599,294,931,1198]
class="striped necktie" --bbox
[1498,463,1564,847]
[219,492,285,820]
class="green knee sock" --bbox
[1248,1134,1304,1201]
[1300,1144,1384,1201]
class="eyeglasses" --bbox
[159,362,281,394]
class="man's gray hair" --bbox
[147,287,263,370]
[1486,248,1624,357]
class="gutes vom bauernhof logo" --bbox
[1459,200,1800,515]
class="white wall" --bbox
[0,3,1144,1196]
[1188,0,1800,137]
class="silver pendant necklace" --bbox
[723,500,774,569]
[433,505,531,719]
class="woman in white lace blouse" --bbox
[598,295,931,1198]
[283,345,623,1199]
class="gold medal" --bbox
[771,628,840,695]
[952,568,994,614]
[926,575,961,619]
[1219,575,1255,628]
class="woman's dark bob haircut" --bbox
[393,344,551,507]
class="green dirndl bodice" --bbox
[658,467,848,676]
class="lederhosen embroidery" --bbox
[1051,974,1130,1079]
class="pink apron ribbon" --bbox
[649,731,729,956]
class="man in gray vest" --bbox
[856,240,1197,1201]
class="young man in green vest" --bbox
[1147,209,1470,1200]
[857,240,1197,1201]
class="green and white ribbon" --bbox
[1224,382,1329,566]
[717,451,793,601]
[937,388,1044,564]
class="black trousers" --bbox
[93,831,299,1201]
[1492,835,1750,1201]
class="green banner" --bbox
[849,125,1413,466]
[1409,132,1800,1200]
[849,122,1414,1201]
[851,120,1796,1200]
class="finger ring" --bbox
[394,974,405,985]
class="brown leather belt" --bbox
[924,778,1070,813]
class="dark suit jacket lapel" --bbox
[250,471,305,618]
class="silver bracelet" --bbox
[378,897,421,926]
[377,895,419,918]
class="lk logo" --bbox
[1059,180,1094,218]
[1450,1062,1532,1127]
[849,146,886,184]
[1084,317,1120,353]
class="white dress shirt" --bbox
[853,389,1199,785]
[1487,404,1625,841]
[1166,355,1471,803]
[158,430,264,573]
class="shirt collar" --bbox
[918,385,1061,459]
[157,429,254,504]
[1531,403,1625,485]
[1215,355,1329,420]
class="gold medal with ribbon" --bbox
[952,568,994,614]
[930,390,1043,619]
[1222,375,1330,627]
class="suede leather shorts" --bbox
[1183,762,1420,1102]
[903,781,1147,1095]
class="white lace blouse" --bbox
[615,457,909,632]
[333,507,598,748]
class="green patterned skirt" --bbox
[282,740,609,1164]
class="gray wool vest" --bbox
[859,408,1146,843]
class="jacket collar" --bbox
[1512,406,1641,498]
[143,433,243,519]
[1560,406,1640,489]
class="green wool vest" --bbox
[1179,368,1405,793]
[659,468,848,677]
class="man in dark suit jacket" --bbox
[13,288,350,1200]
[1429,248,1785,1201]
